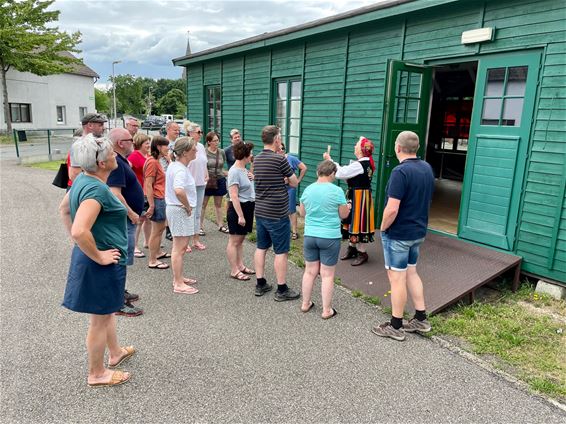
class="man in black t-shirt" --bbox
[372,131,435,341]
[253,125,300,301]
[108,128,145,317]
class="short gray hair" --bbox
[317,160,337,177]
[165,120,178,131]
[184,120,201,134]
[395,131,419,154]
[171,136,196,161]
[72,134,113,173]
[230,128,240,138]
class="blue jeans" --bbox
[381,232,425,271]
[256,216,291,254]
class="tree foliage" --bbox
[155,88,186,116]
[94,88,110,113]
[0,0,82,133]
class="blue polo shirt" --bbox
[384,158,434,240]
[107,153,144,216]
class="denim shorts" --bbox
[381,232,425,271]
[126,220,136,266]
[150,197,166,222]
[303,236,341,266]
[256,216,290,254]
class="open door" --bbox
[458,51,541,250]
[377,60,432,221]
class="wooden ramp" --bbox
[335,232,522,314]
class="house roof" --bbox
[59,51,99,78]
[172,0,456,66]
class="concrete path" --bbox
[1,161,564,423]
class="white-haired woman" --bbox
[185,121,208,251]
[165,137,200,294]
[59,134,134,387]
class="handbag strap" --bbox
[213,150,219,175]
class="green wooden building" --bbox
[173,0,566,284]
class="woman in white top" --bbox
[185,121,208,251]
[165,137,199,295]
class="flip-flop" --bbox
[218,226,229,234]
[198,229,206,236]
[108,346,136,368]
[156,252,171,259]
[239,266,255,275]
[230,271,251,281]
[88,370,131,387]
[322,308,338,320]
[134,250,145,258]
[192,243,206,251]
[173,286,199,295]
[183,277,198,285]
[301,301,315,313]
[148,261,169,269]
[186,246,192,253]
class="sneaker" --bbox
[124,290,139,303]
[254,283,273,297]
[199,229,206,236]
[403,318,432,333]
[115,302,143,317]
[274,287,301,302]
[371,322,406,341]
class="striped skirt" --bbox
[341,188,375,244]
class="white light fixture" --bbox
[461,27,494,45]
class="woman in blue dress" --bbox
[59,134,134,387]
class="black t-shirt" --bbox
[107,153,144,216]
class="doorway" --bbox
[426,61,478,234]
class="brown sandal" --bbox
[230,271,251,281]
[108,346,136,368]
[88,370,131,387]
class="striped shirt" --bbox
[253,149,294,218]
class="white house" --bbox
[0,52,99,132]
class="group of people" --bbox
[59,113,435,387]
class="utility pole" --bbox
[112,60,121,128]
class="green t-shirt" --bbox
[70,174,128,265]
[300,182,347,239]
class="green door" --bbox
[376,60,432,221]
[458,51,541,250]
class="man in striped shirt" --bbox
[253,125,300,301]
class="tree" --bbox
[155,88,186,117]
[94,88,110,113]
[113,74,144,115]
[0,0,81,133]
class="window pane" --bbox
[291,81,301,99]
[457,138,468,152]
[406,99,419,123]
[397,71,409,97]
[289,118,300,138]
[10,104,20,122]
[408,72,422,98]
[288,136,299,154]
[481,98,502,125]
[502,98,524,126]
[441,138,454,150]
[277,100,287,121]
[22,104,30,122]
[290,100,301,119]
[278,82,287,100]
[395,97,406,123]
[485,68,505,97]
[505,66,528,96]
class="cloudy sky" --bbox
[53,0,379,87]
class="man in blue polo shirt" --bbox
[253,125,300,300]
[108,128,145,317]
[372,131,435,341]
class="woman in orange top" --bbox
[129,133,151,258]
[144,135,170,269]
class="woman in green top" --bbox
[59,134,134,387]
[299,160,350,319]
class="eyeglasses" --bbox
[121,138,133,143]
[196,131,203,135]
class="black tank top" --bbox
[347,160,373,189]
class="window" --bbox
[273,78,302,154]
[205,86,221,135]
[79,107,88,120]
[394,71,422,124]
[56,106,66,124]
[9,103,31,123]
[481,66,528,127]
[440,97,472,152]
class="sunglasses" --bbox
[196,131,203,135]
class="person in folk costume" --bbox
[323,136,376,266]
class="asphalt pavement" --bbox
[1,161,564,423]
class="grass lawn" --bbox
[428,280,566,401]
[0,135,14,145]
[27,160,61,171]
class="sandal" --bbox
[322,308,338,320]
[186,246,192,253]
[239,266,255,275]
[156,252,171,259]
[230,271,251,281]
[148,261,169,269]
[173,285,199,295]
[183,277,198,285]
[219,226,229,234]
[108,346,136,368]
[134,250,145,258]
[301,301,315,313]
[192,242,206,251]
[291,232,299,240]
[88,370,131,387]
[198,229,206,236]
